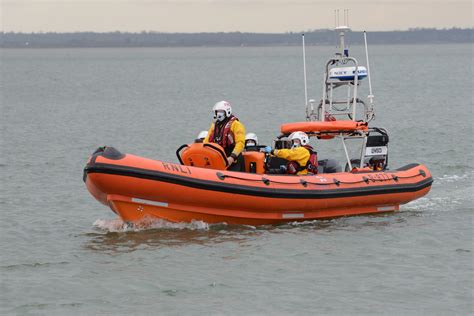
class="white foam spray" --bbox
[93,217,211,232]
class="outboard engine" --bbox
[365,128,389,170]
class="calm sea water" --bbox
[1,44,473,315]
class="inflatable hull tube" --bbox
[84,148,433,226]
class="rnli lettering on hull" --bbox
[162,162,192,175]
[366,173,392,181]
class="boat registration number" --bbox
[365,146,388,156]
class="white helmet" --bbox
[212,101,232,122]
[197,130,208,140]
[245,132,258,146]
[289,131,309,148]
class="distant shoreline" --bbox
[1,42,471,50]
[1,28,472,48]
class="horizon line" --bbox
[2,27,472,34]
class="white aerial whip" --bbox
[364,31,374,104]
[302,33,308,107]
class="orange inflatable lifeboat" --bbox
[84,27,435,225]
[83,140,433,226]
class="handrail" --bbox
[175,144,189,165]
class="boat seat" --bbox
[242,151,265,174]
[177,143,229,170]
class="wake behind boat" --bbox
[83,21,433,225]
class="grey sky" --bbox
[2,0,472,33]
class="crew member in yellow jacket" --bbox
[204,101,246,171]
[264,131,318,175]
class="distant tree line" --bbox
[0,28,472,48]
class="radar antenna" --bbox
[305,9,375,123]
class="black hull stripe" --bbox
[84,163,433,199]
